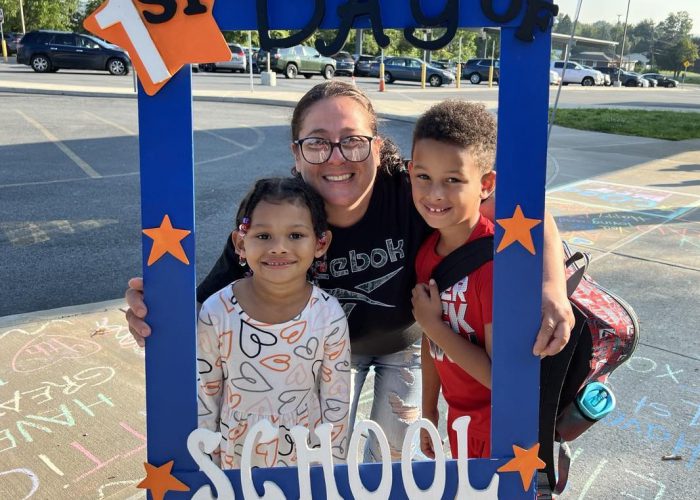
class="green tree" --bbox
[657,36,698,77]
[14,0,80,31]
[71,0,102,32]
[656,11,693,44]
[553,14,573,35]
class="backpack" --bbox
[431,238,639,498]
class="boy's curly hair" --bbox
[412,100,497,174]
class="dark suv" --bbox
[3,32,23,54]
[257,45,335,79]
[462,58,500,84]
[594,66,641,87]
[17,30,131,75]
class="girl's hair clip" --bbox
[239,216,251,236]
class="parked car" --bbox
[582,64,611,86]
[642,73,678,88]
[331,51,355,76]
[462,58,499,84]
[17,30,130,75]
[431,60,456,75]
[199,43,246,73]
[369,56,455,87]
[256,45,335,79]
[353,54,376,76]
[549,69,561,85]
[629,72,655,87]
[244,47,259,73]
[2,32,23,54]
[594,66,642,87]
[551,61,604,86]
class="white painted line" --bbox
[195,126,250,149]
[577,458,607,499]
[585,178,700,199]
[84,111,136,136]
[194,124,265,166]
[0,172,138,189]
[545,151,561,188]
[15,109,101,179]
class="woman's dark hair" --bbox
[235,177,328,238]
[290,81,404,175]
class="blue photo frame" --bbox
[121,0,557,497]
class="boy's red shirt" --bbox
[415,215,494,457]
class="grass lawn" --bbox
[550,108,700,141]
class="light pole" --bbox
[616,0,631,85]
[19,0,26,34]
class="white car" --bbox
[550,61,604,86]
[550,69,561,85]
[199,43,247,73]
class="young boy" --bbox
[409,100,497,459]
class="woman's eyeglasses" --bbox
[293,135,375,164]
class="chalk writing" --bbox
[0,394,114,454]
[92,317,144,356]
[624,357,685,385]
[71,420,146,482]
[12,335,102,373]
[0,367,115,417]
[0,467,40,499]
[38,453,65,476]
[602,412,700,469]
[0,319,73,341]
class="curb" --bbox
[0,298,127,329]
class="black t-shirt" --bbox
[196,170,432,355]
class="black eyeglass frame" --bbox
[293,135,376,164]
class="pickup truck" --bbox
[550,61,604,86]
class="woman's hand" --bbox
[125,277,150,347]
[411,280,443,335]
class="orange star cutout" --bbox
[84,0,230,95]
[136,460,189,500]
[496,205,542,255]
[142,215,191,266]
[497,443,546,491]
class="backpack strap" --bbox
[431,236,494,293]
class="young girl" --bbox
[197,177,351,469]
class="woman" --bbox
[126,81,573,461]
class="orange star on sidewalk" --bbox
[136,460,189,500]
[142,214,191,266]
[496,204,542,255]
[497,443,546,490]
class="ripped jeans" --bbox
[348,340,422,462]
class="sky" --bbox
[555,0,699,33]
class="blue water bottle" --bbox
[556,382,616,442]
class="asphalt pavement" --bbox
[1,62,699,500]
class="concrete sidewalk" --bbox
[1,79,699,499]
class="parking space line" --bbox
[15,109,101,179]
[195,127,251,149]
[0,172,138,190]
[83,111,136,136]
